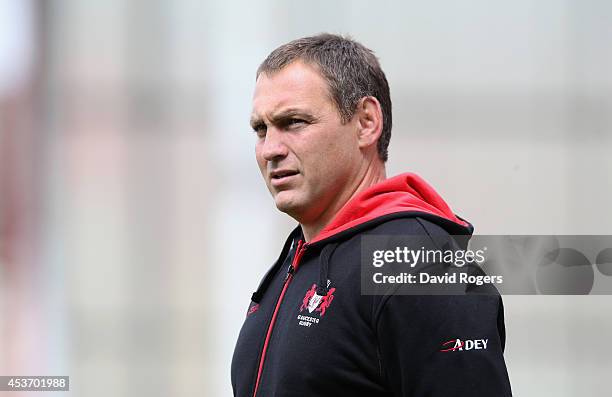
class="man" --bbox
[231,34,512,396]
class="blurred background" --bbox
[0,0,611,396]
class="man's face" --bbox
[251,61,361,223]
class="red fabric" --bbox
[311,173,468,243]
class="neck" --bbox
[300,162,386,242]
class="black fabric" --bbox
[231,215,512,396]
[251,227,302,304]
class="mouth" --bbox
[270,169,300,186]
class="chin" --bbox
[273,191,304,216]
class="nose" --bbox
[260,127,289,162]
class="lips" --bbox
[270,169,299,179]
[270,169,300,187]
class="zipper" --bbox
[252,239,307,397]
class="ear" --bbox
[355,96,383,151]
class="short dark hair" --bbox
[257,33,392,162]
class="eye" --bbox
[285,118,306,129]
[252,123,267,138]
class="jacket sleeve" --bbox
[374,293,512,396]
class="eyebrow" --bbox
[250,108,315,129]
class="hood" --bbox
[311,172,471,243]
[250,172,472,304]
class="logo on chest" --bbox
[296,281,335,327]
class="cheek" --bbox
[318,127,358,164]
[301,128,355,181]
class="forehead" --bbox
[252,61,333,118]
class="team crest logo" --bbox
[299,282,335,316]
